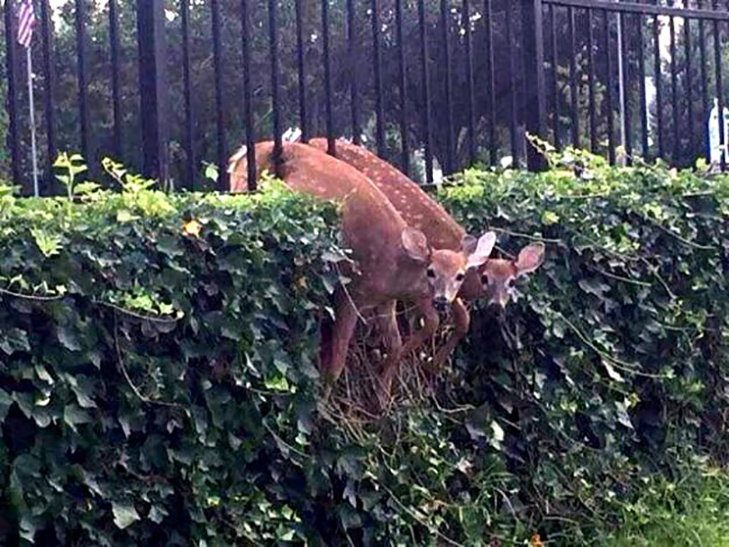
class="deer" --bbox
[305,138,545,370]
[227,141,496,401]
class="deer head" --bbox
[480,243,545,309]
[405,230,497,313]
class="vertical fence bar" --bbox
[268,0,282,175]
[684,15,694,162]
[211,0,226,190]
[4,0,21,188]
[604,9,615,164]
[108,0,122,160]
[713,0,725,170]
[551,5,560,149]
[587,8,598,153]
[506,2,519,164]
[345,0,359,144]
[75,0,89,163]
[568,7,579,148]
[669,7,680,162]
[699,1,710,159]
[396,0,410,174]
[137,0,169,185]
[371,0,385,158]
[440,0,454,173]
[295,0,309,142]
[653,13,664,159]
[321,0,335,154]
[463,0,476,166]
[40,0,57,193]
[181,0,195,188]
[522,0,547,171]
[418,0,434,182]
[638,13,648,157]
[620,11,632,162]
[241,0,256,190]
[484,0,496,166]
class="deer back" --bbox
[307,138,484,300]
[229,142,429,304]
[308,139,464,247]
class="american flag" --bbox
[17,0,36,49]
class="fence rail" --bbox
[3,0,729,195]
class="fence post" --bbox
[136,0,169,186]
[4,0,22,190]
[522,0,548,171]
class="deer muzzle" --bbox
[432,296,450,314]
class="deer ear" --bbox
[466,232,496,270]
[401,228,430,263]
[227,145,248,192]
[460,234,477,254]
[516,243,545,276]
[228,145,247,172]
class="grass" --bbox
[599,460,729,546]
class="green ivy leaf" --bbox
[578,278,611,297]
[0,389,12,422]
[35,364,54,384]
[264,374,291,393]
[0,328,30,355]
[117,209,135,223]
[149,505,167,524]
[19,515,39,542]
[72,385,97,409]
[31,228,62,258]
[57,325,81,352]
[63,404,92,431]
[112,502,141,529]
[541,211,560,225]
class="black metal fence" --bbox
[546,0,729,170]
[3,0,729,195]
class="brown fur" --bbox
[229,142,455,400]
[306,138,486,300]
[305,139,496,374]
[306,139,545,311]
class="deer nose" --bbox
[487,299,507,314]
[432,296,449,313]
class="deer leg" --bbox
[320,290,359,400]
[368,302,394,355]
[376,299,403,372]
[380,299,439,403]
[430,298,470,372]
[403,299,441,357]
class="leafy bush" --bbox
[438,150,729,542]
[0,175,348,545]
[0,151,728,545]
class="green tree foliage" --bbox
[6,2,729,188]
[3,0,606,189]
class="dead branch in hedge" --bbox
[98,300,181,325]
[113,318,183,408]
[0,285,66,301]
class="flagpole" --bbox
[616,5,627,166]
[26,44,39,197]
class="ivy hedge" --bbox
[0,151,728,545]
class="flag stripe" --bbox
[17,1,36,49]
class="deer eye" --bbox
[455,273,465,282]
[427,268,436,279]
[481,274,489,285]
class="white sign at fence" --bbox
[709,98,729,165]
